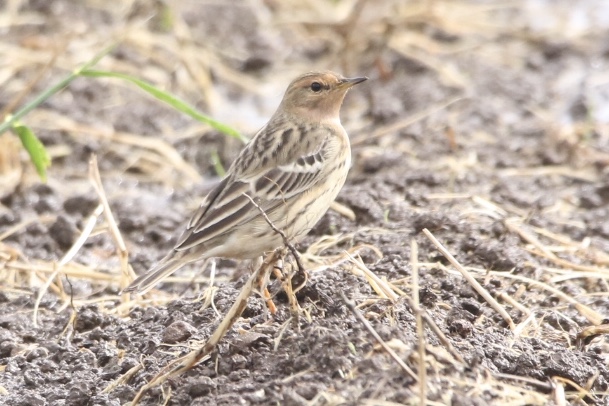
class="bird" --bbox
[123,71,367,294]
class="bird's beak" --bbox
[338,76,368,89]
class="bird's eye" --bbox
[310,82,322,92]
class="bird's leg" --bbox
[268,250,305,326]
[289,250,308,295]
[265,248,302,324]
[243,192,309,316]
[253,255,277,315]
[272,256,284,283]
[281,257,301,326]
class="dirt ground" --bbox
[1,0,609,405]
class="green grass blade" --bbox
[210,150,226,177]
[0,44,117,135]
[13,123,51,181]
[74,43,117,74]
[79,69,247,143]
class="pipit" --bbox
[123,71,367,294]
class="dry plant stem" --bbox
[575,324,609,349]
[422,228,516,330]
[32,262,61,328]
[401,293,465,365]
[6,261,117,281]
[0,215,55,242]
[512,311,539,339]
[428,261,604,324]
[59,204,105,268]
[59,308,77,349]
[553,376,596,403]
[0,44,115,135]
[551,378,567,406]
[486,270,604,325]
[499,165,597,182]
[339,291,419,382]
[583,372,600,397]
[197,259,222,318]
[88,155,133,296]
[330,200,356,221]
[130,250,279,406]
[172,15,215,106]
[32,204,104,327]
[103,363,143,394]
[497,291,532,317]
[160,387,171,406]
[273,317,293,352]
[0,40,63,119]
[345,251,399,301]
[341,243,463,365]
[471,195,509,217]
[34,111,202,185]
[242,193,306,275]
[506,219,609,276]
[410,239,427,405]
[490,372,552,391]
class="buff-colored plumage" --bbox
[123,71,367,294]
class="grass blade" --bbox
[0,44,117,135]
[210,150,226,177]
[79,69,247,143]
[13,122,51,181]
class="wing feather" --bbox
[175,126,331,251]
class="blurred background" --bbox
[1,1,609,405]
[1,0,608,191]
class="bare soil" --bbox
[1,1,609,405]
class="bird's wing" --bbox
[174,129,329,251]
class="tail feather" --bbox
[121,252,193,295]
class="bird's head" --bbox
[278,71,367,123]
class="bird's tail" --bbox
[121,251,193,295]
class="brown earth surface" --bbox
[1,1,609,405]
